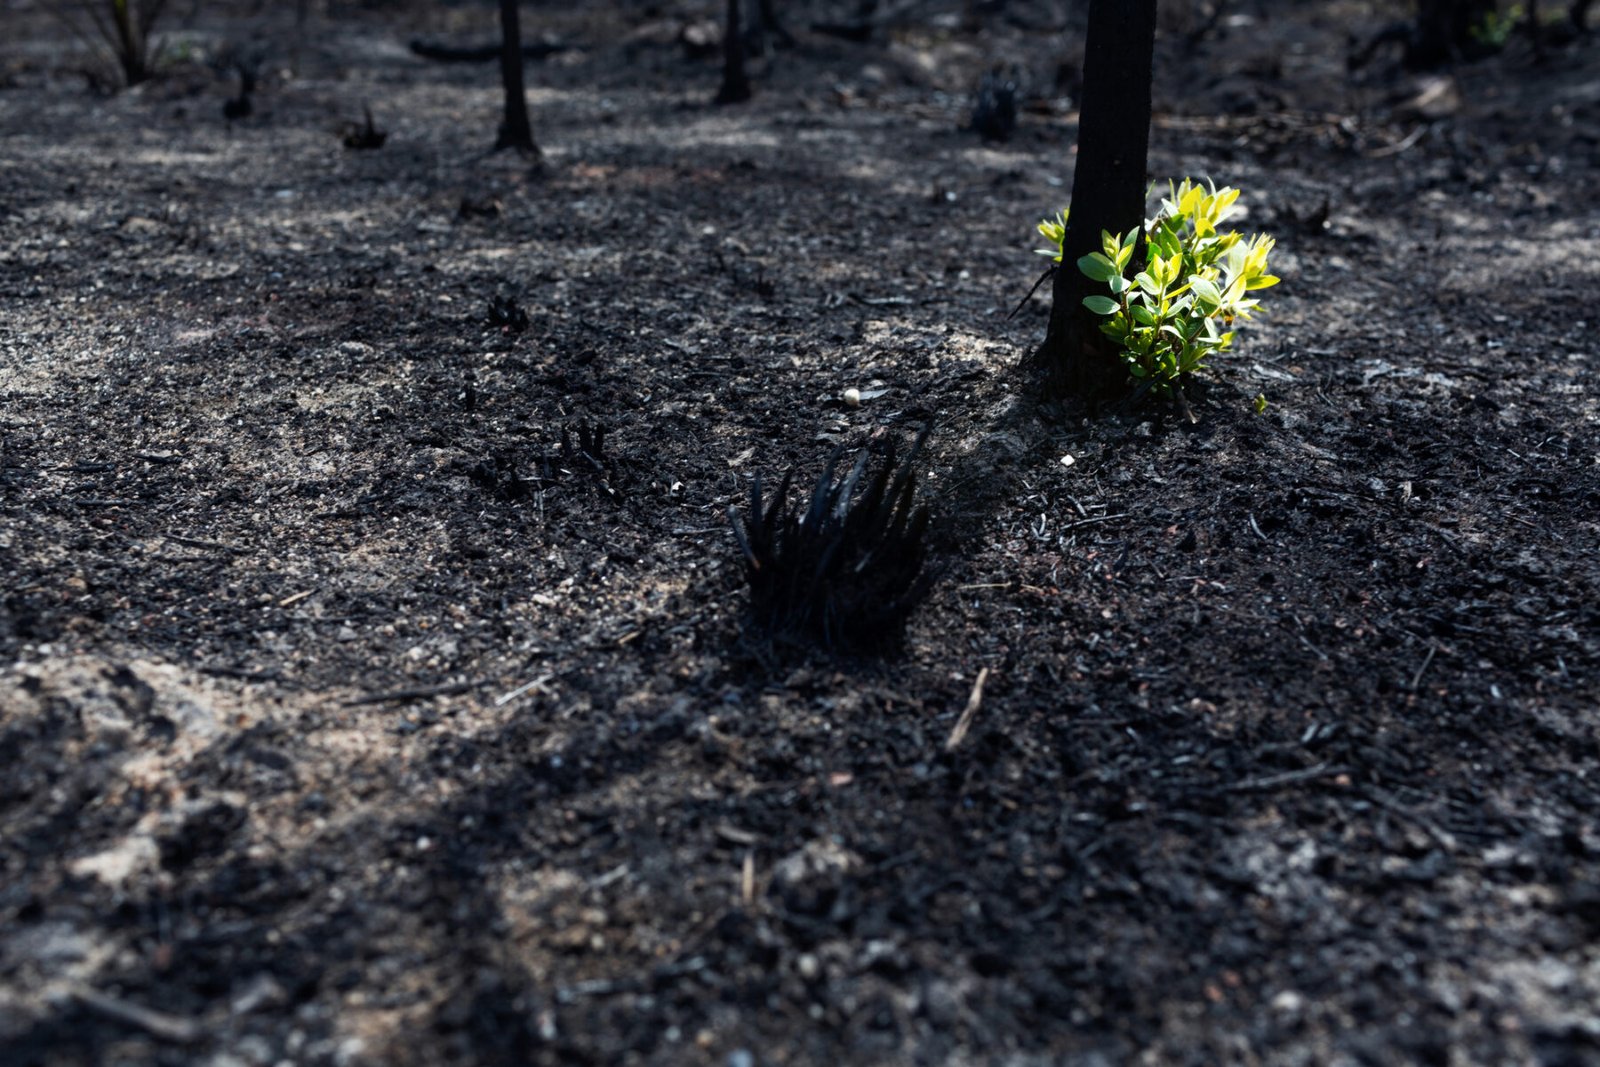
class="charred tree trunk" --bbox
[1527,0,1547,59]
[753,0,795,52]
[1029,0,1156,400]
[111,0,151,85]
[716,0,752,104]
[98,0,168,86]
[494,0,540,155]
[1405,0,1496,67]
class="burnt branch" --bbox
[409,38,568,64]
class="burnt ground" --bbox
[2,1,1599,1064]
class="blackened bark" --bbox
[494,0,540,155]
[754,0,796,52]
[1029,0,1156,399]
[716,0,752,104]
[111,0,149,85]
[109,0,168,86]
[1405,0,1495,68]
[410,39,568,63]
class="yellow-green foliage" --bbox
[1038,179,1279,392]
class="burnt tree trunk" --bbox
[1406,0,1496,67]
[716,0,752,104]
[101,0,168,86]
[494,0,540,154]
[111,0,151,85]
[1029,0,1156,399]
[754,0,795,52]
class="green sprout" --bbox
[1037,179,1280,395]
[1469,2,1566,47]
[1471,3,1522,47]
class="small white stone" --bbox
[1060,453,1075,467]
[843,387,861,407]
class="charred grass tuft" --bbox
[730,427,933,651]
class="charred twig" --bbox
[493,674,555,707]
[342,680,479,706]
[69,986,200,1045]
[1409,643,1438,692]
[197,665,281,684]
[165,534,245,554]
[408,38,568,63]
[1354,784,1459,851]
[1226,763,1349,794]
[1007,265,1056,321]
[944,667,990,752]
[1174,383,1198,425]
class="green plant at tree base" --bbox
[1470,1,1568,46]
[1472,3,1524,47]
[1037,179,1279,395]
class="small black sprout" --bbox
[464,450,534,500]
[560,421,606,475]
[461,422,618,503]
[219,46,259,122]
[969,70,1018,142]
[730,427,932,649]
[487,294,529,333]
[342,106,387,150]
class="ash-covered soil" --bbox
[2,2,1599,1064]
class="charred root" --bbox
[730,428,933,650]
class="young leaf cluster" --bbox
[1470,2,1553,47]
[1038,179,1279,392]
